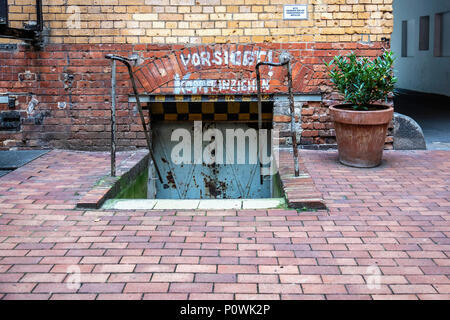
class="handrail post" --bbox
[287,59,300,177]
[105,54,163,183]
[255,53,299,178]
[110,59,116,177]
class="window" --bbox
[419,16,430,51]
[435,11,450,57]
[402,20,416,57]
[0,0,7,25]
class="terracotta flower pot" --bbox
[329,104,394,168]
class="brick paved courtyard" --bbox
[0,150,449,300]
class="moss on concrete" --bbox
[115,169,148,199]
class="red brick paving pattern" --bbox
[0,149,449,300]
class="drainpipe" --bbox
[35,0,43,32]
[105,54,163,183]
[255,52,300,180]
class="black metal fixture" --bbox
[0,0,43,46]
[7,96,15,109]
[0,0,7,26]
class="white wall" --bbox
[392,0,450,96]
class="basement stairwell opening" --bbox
[103,96,287,210]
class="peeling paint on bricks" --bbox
[174,75,270,95]
[133,44,309,94]
[179,48,273,69]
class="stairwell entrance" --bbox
[146,98,281,200]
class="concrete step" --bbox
[102,198,286,210]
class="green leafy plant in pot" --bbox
[325,51,397,167]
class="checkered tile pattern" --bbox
[146,101,273,122]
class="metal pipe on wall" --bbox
[35,0,43,32]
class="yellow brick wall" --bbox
[2,0,393,44]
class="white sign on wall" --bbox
[283,4,308,20]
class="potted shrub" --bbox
[325,51,397,167]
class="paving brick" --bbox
[169,283,213,293]
[363,275,408,285]
[281,294,325,300]
[93,264,135,273]
[421,266,450,275]
[215,283,258,294]
[160,257,199,264]
[381,267,424,275]
[302,284,347,294]
[40,257,80,265]
[33,283,78,294]
[8,265,52,273]
[134,264,176,273]
[26,250,67,257]
[406,275,450,284]
[108,273,152,283]
[3,293,51,300]
[190,293,234,300]
[50,265,94,273]
[259,266,299,274]
[20,273,67,283]
[258,283,303,294]
[417,294,450,300]
[0,283,36,293]
[390,285,437,294]
[50,294,97,300]
[326,292,374,300]
[236,294,280,300]
[195,274,237,283]
[79,283,125,293]
[81,257,121,264]
[346,284,392,295]
[0,273,24,282]
[279,275,322,284]
[124,283,169,293]
[144,293,188,300]
[238,274,279,283]
[322,275,365,284]
[299,266,340,275]
[218,265,257,274]
[97,294,143,300]
[71,273,110,283]
[1,257,42,264]
[151,273,194,282]
[372,295,419,300]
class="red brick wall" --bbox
[0,42,391,150]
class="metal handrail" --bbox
[256,54,300,180]
[106,54,163,183]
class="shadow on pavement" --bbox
[394,89,450,150]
